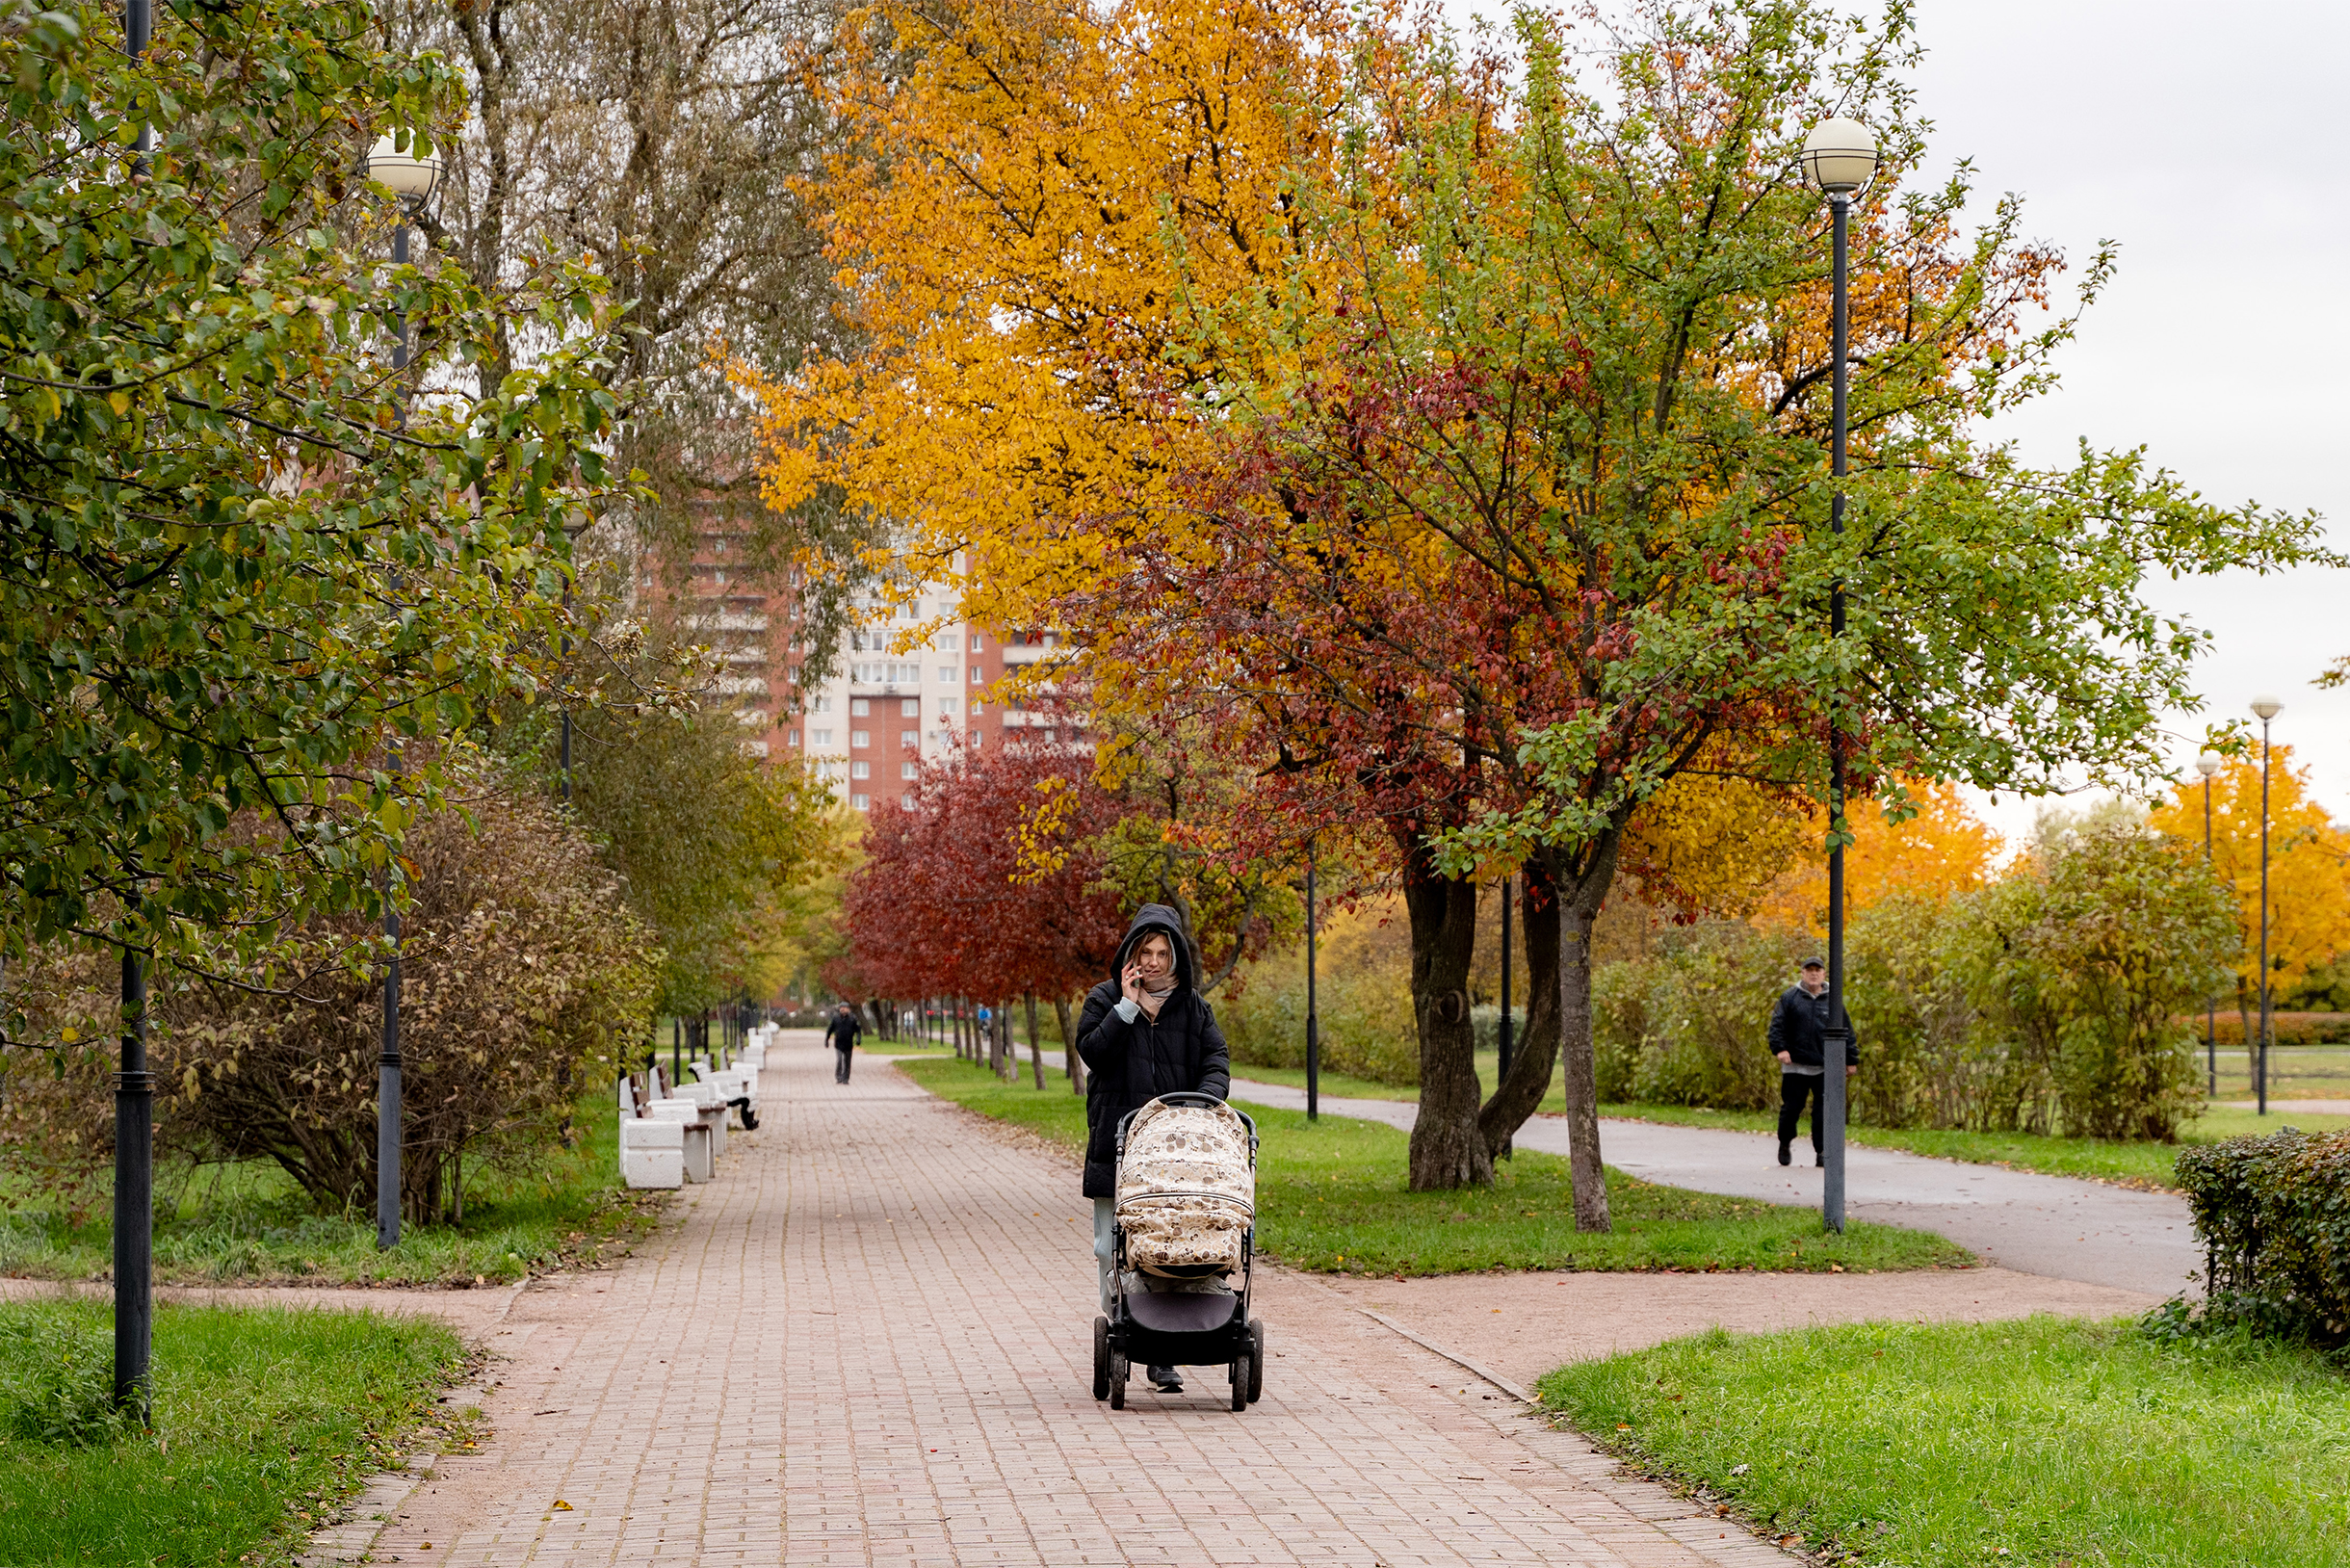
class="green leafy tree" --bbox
[0,1,626,962]
[558,694,840,1021]
[1162,0,2326,1214]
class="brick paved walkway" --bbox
[360,1038,1796,1567]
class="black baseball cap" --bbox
[1799,956,1825,971]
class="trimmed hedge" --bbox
[2177,1128,2350,1346]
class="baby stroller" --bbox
[1092,1092,1265,1411]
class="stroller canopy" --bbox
[1116,1098,1255,1275]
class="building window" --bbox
[851,760,871,779]
[812,728,832,746]
[939,666,957,685]
[971,633,985,651]
[900,730,919,746]
[787,665,800,685]
[787,730,801,747]
[851,697,870,717]
[901,792,915,809]
[812,694,833,714]
[901,698,918,717]
[851,730,871,748]
[901,761,918,779]
[969,666,983,685]
[851,793,870,811]
[938,633,959,653]
[938,697,957,715]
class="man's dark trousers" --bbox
[835,1046,852,1084]
[1779,1072,1824,1159]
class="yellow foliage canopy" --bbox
[745,0,1371,630]
[1755,780,2004,931]
[2148,745,2350,996]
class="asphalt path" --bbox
[1229,1079,2202,1299]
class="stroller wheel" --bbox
[1229,1352,1249,1411]
[1091,1317,1110,1400]
[1247,1321,1265,1404]
[1109,1351,1129,1410]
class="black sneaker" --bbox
[1149,1365,1183,1393]
[1777,1141,1791,1167]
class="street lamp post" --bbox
[1305,846,1319,1122]
[114,0,158,1426]
[2197,749,2221,1097]
[2251,695,2282,1115]
[1802,117,1879,1235]
[364,132,444,1250]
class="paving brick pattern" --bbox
[362,1038,1796,1566]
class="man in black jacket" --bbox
[1075,902,1230,1394]
[824,1003,862,1085]
[1767,957,1858,1166]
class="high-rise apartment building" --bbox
[656,523,1067,812]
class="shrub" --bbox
[1587,922,1803,1112]
[0,761,662,1227]
[162,766,660,1221]
[1219,902,1420,1085]
[2177,1128,2350,1347]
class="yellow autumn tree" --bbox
[2148,745,2350,1031]
[745,0,1382,631]
[1755,779,2005,930]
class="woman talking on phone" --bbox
[1074,903,1231,1394]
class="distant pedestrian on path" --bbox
[826,1003,862,1084]
[1075,903,1230,1395]
[1769,956,1858,1167]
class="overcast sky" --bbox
[1445,0,2350,844]
[1907,0,2350,843]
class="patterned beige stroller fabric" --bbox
[1116,1099,1255,1276]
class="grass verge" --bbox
[0,1090,666,1287]
[0,1296,462,1565]
[1538,1315,2350,1568]
[1227,1061,2350,1190]
[898,1056,1970,1276]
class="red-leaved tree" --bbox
[844,737,1129,1086]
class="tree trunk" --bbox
[1401,831,1489,1189]
[1026,992,1045,1089]
[1543,831,1623,1233]
[1478,861,1561,1157]
[956,999,971,1061]
[1056,996,1084,1094]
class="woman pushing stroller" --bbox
[1075,903,1230,1395]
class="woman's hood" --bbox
[1113,902,1195,992]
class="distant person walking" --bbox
[825,1003,863,1085]
[1768,956,1858,1166]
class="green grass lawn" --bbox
[1228,1058,2350,1190]
[897,1056,1970,1276]
[0,1090,666,1287]
[0,1297,462,1565]
[1539,1316,2350,1568]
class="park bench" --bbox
[692,1058,761,1129]
[615,1075,685,1189]
[635,1068,720,1182]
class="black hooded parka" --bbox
[1073,903,1231,1196]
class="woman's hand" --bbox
[1122,962,1162,1021]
